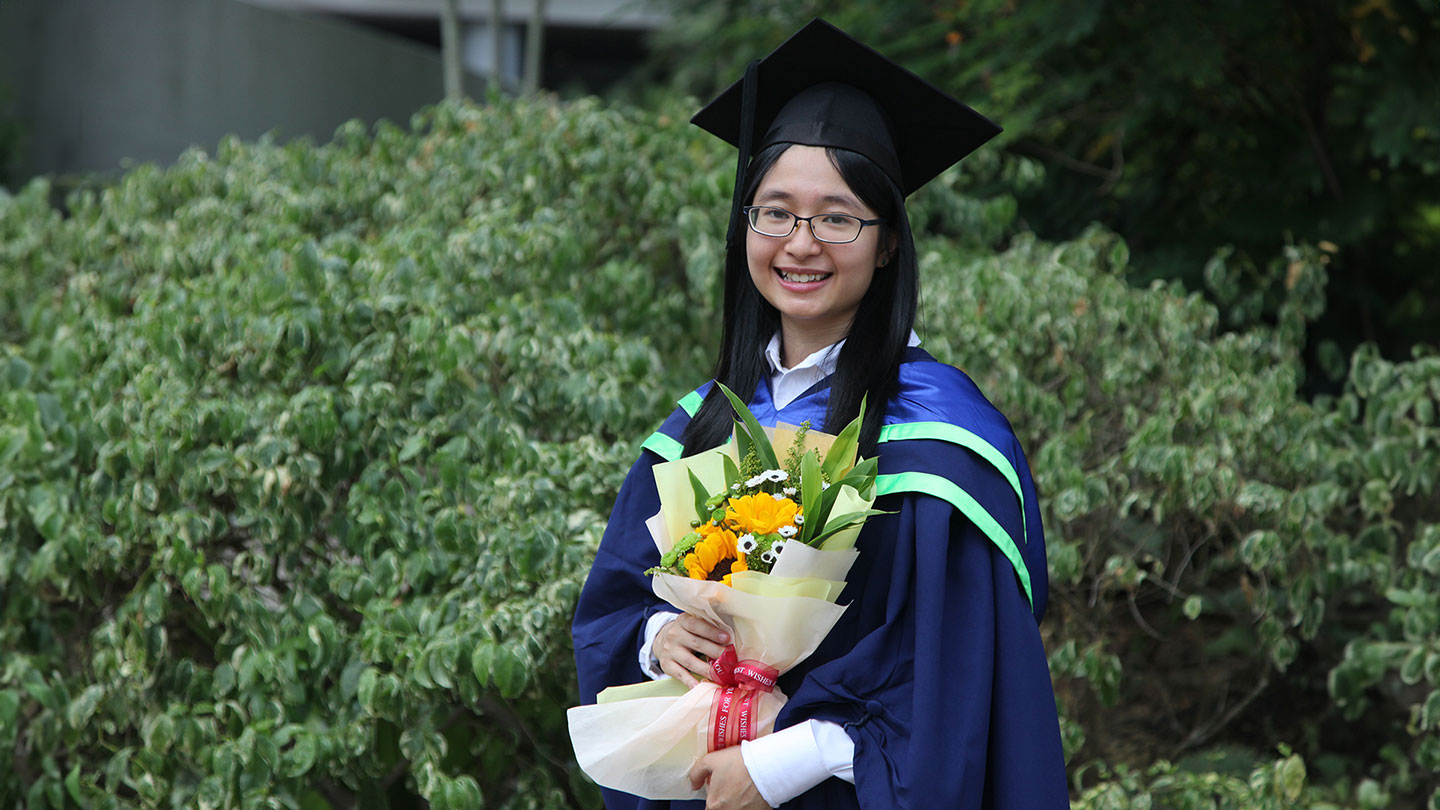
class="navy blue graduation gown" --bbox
[571,349,1069,809]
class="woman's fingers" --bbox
[659,623,720,679]
[687,754,715,791]
[654,614,733,688]
[675,614,730,659]
[660,656,701,688]
[690,748,768,809]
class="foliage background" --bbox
[644,0,1440,373]
[1,7,1439,808]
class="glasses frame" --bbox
[741,205,887,245]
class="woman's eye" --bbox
[763,209,791,221]
[821,215,855,227]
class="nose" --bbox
[783,219,823,255]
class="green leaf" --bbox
[1385,588,1429,609]
[287,733,318,777]
[339,659,366,700]
[1422,689,1440,730]
[800,456,881,547]
[66,685,104,730]
[213,663,236,696]
[492,645,527,698]
[143,712,175,754]
[834,456,879,498]
[733,418,753,463]
[820,394,865,480]
[0,690,20,735]
[804,509,890,546]
[1402,646,1426,685]
[65,763,85,807]
[1274,753,1305,802]
[722,452,741,490]
[449,776,483,810]
[399,434,426,462]
[717,383,779,470]
[799,449,822,545]
[471,643,496,688]
[357,667,380,711]
[299,789,336,810]
[4,356,31,389]
[1182,595,1203,620]
[689,469,711,524]
[427,644,457,690]
[411,652,435,690]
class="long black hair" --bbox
[680,142,919,458]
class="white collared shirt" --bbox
[765,330,921,410]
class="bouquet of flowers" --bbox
[567,386,885,800]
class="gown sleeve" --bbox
[573,397,704,699]
[572,445,671,703]
[572,408,706,810]
[773,441,1070,809]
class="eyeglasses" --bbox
[742,205,886,244]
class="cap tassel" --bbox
[725,59,760,251]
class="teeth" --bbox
[779,270,828,283]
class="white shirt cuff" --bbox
[740,719,855,807]
[638,610,680,680]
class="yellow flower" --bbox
[683,526,740,584]
[726,493,800,536]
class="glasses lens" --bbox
[812,214,862,243]
[748,206,795,236]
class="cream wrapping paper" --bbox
[567,440,871,800]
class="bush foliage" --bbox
[1,96,1437,809]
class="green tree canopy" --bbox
[647,0,1440,364]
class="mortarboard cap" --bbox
[691,18,1002,198]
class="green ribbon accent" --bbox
[876,471,1034,611]
[639,390,705,461]
[640,431,684,462]
[679,390,703,417]
[878,421,1028,547]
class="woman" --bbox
[572,19,1069,810]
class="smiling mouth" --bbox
[776,268,832,283]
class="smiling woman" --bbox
[572,18,1069,810]
[744,146,888,366]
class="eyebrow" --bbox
[754,189,865,210]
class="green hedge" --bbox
[1,96,1436,809]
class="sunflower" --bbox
[726,493,800,536]
[684,525,746,586]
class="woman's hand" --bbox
[654,613,730,688]
[689,746,768,810]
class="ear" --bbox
[877,232,898,268]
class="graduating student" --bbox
[572,19,1070,810]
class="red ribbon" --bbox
[707,645,779,752]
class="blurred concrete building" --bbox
[0,0,665,182]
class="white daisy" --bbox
[745,473,768,488]
[821,481,831,490]
[794,515,804,525]
[760,550,776,565]
[737,534,757,554]
[777,525,797,538]
[764,470,789,483]
[771,492,786,501]
[771,540,787,555]
[782,486,797,496]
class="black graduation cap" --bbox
[691,18,1001,204]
